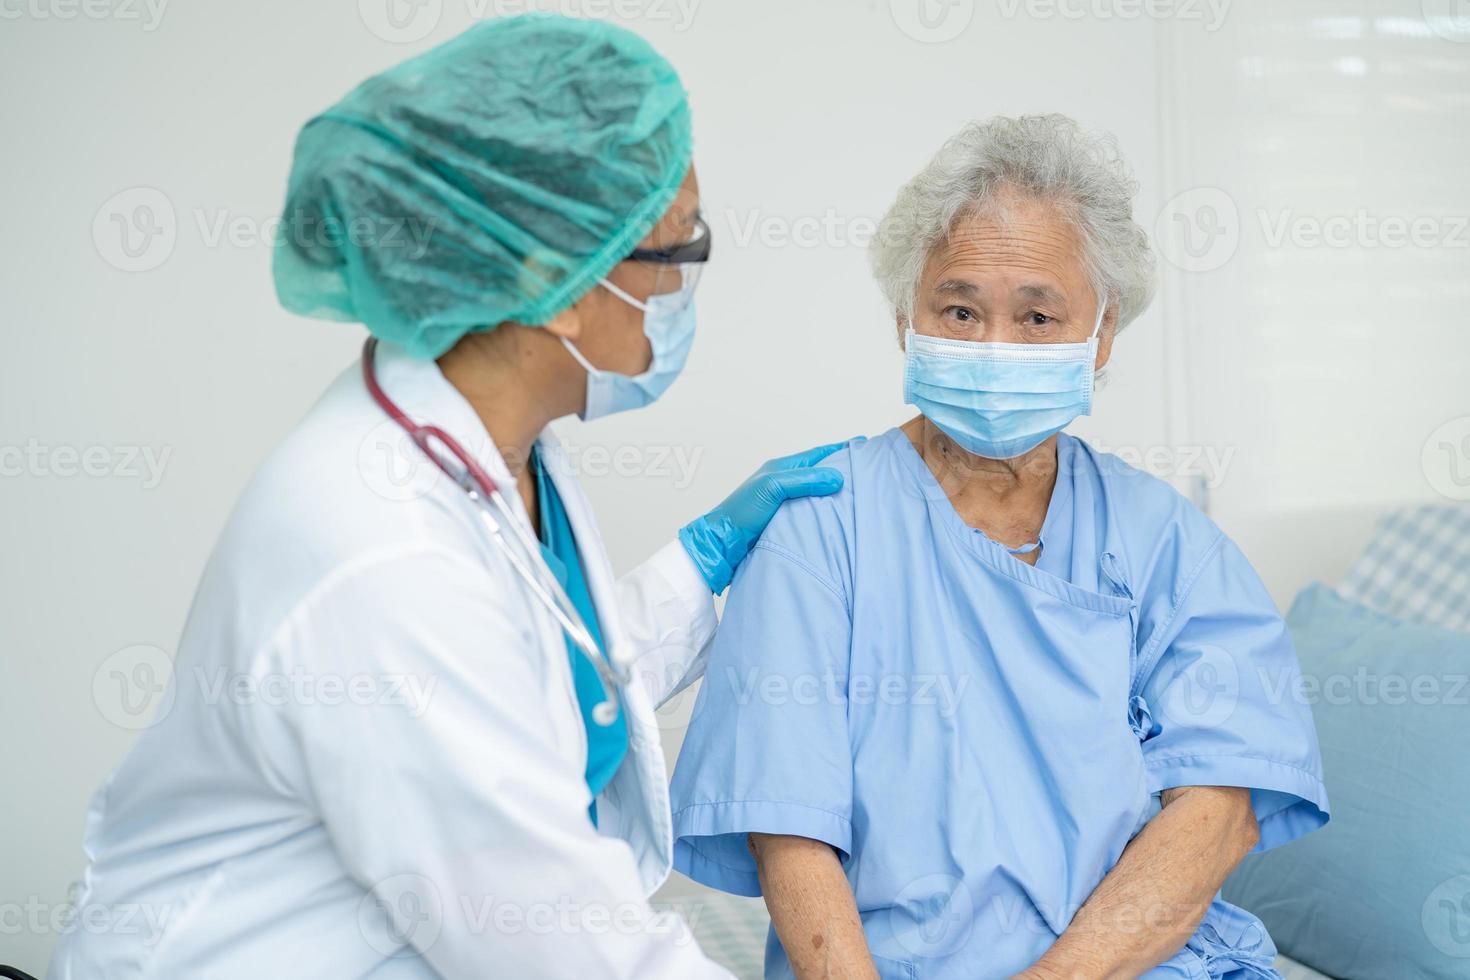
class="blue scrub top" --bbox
[532,448,628,825]
[670,428,1329,979]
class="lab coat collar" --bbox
[365,341,609,619]
[364,340,673,893]
[367,339,531,526]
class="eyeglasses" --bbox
[627,213,711,265]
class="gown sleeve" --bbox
[1133,535,1330,851]
[668,525,855,897]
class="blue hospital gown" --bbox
[669,429,1328,980]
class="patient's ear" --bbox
[1094,306,1117,371]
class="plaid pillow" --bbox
[1337,504,1470,631]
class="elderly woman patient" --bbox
[669,115,1328,980]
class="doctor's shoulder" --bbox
[203,381,481,631]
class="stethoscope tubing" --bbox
[361,338,625,726]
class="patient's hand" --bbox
[749,833,878,980]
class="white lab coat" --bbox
[49,343,732,979]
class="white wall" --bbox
[10,0,1403,970]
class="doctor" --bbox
[50,15,841,980]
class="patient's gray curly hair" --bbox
[870,114,1156,336]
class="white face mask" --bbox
[561,276,698,421]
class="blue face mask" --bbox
[903,299,1106,460]
[562,277,697,421]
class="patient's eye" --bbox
[944,306,978,323]
[1024,311,1056,328]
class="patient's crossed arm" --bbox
[1019,785,1258,979]
[750,785,1258,980]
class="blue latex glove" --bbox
[679,440,854,595]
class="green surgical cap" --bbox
[273,14,693,359]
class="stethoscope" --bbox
[362,337,627,725]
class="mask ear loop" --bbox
[558,277,654,376]
[598,277,649,312]
[1087,294,1108,404]
[560,335,602,378]
[1090,294,1108,340]
[610,268,701,313]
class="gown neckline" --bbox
[883,427,1132,616]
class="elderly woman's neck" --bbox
[908,418,1057,487]
[904,417,1059,552]
[437,325,584,481]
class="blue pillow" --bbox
[1222,584,1470,979]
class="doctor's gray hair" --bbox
[870,114,1156,335]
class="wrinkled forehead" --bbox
[921,194,1093,300]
